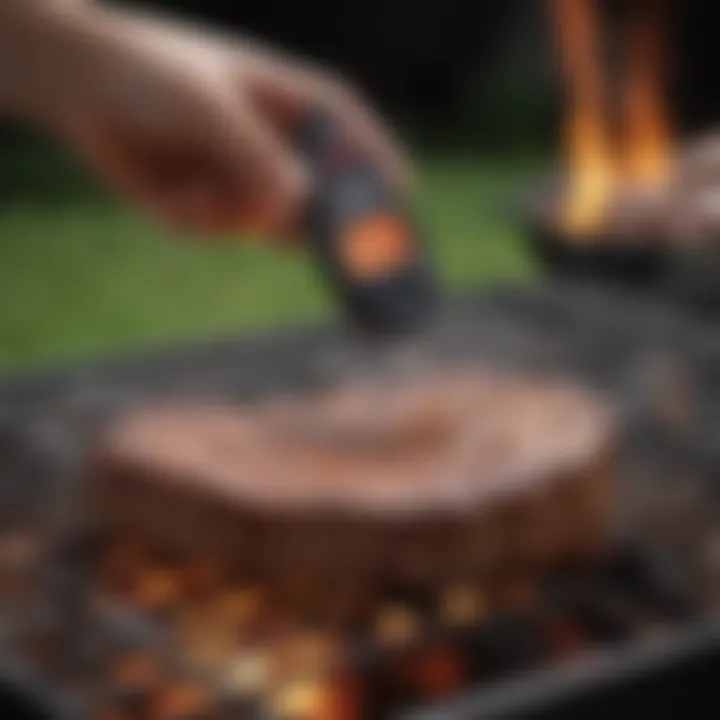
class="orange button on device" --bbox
[340,212,412,280]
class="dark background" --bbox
[124,0,720,147]
[125,0,558,154]
[3,0,720,153]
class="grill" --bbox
[521,186,668,289]
[0,282,719,718]
[523,187,720,312]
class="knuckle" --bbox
[310,68,362,108]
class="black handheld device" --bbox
[298,110,436,337]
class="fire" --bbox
[548,0,673,237]
[549,0,615,235]
[622,0,673,189]
[562,106,616,236]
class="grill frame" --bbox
[522,184,720,312]
[0,283,719,719]
[520,185,669,290]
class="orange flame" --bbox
[622,0,672,189]
[548,0,673,237]
[549,0,615,236]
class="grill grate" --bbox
[0,284,719,718]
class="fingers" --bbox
[69,116,198,230]
[70,118,211,231]
[70,118,152,204]
[70,48,409,241]
[310,71,413,189]
[253,63,413,191]
[202,96,309,235]
[69,101,308,239]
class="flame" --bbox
[622,0,672,189]
[548,0,673,237]
[549,0,615,235]
[562,107,616,236]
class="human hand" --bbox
[0,2,410,238]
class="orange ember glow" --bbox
[549,0,673,236]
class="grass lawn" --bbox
[0,140,547,370]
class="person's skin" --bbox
[0,1,409,238]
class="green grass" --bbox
[0,143,547,370]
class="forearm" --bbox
[0,1,104,125]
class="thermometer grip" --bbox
[298,109,435,336]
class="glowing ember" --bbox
[149,683,211,719]
[223,650,272,696]
[397,645,466,698]
[440,584,488,626]
[108,651,161,689]
[375,604,421,646]
[271,678,347,720]
[132,567,183,611]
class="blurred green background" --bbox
[0,135,546,370]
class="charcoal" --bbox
[99,689,154,717]
[215,696,263,720]
[600,546,697,620]
[464,613,544,677]
[576,589,641,642]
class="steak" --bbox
[85,369,615,586]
